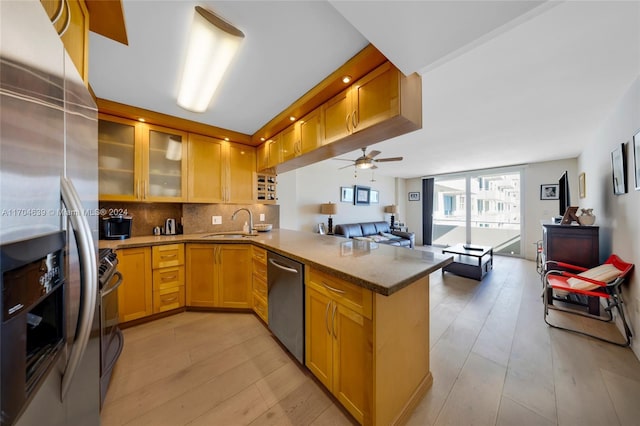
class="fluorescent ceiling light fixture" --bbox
[177,6,244,112]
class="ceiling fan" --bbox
[335,147,403,170]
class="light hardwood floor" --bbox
[101,255,640,426]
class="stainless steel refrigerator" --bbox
[0,1,100,425]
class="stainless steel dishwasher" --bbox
[267,251,304,363]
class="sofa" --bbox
[334,221,415,248]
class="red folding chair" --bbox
[543,254,634,347]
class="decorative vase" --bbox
[578,208,596,226]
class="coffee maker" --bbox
[101,215,132,240]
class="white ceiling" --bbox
[89,1,640,179]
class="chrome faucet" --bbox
[231,208,254,234]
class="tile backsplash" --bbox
[182,204,280,234]
[98,202,279,237]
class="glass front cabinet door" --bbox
[98,115,139,201]
[144,125,187,201]
[98,116,187,201]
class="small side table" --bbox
[442,244,493,280]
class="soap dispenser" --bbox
[242,221,249,233]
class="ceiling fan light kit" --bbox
[337,147,403,170]
[177,6,244,113]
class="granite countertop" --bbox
[99,229,452,296]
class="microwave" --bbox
[101,216,132,240]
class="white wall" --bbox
[577,76,640,356]
[278,158,398,232]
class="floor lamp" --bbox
[320,202,337,234]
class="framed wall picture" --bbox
[579,172,586,198]
[408,191,420,201]
[611,143,627,195]
[370,190,379,204]
[634,129,640,191]
[540,184,559,200]
[340,186,354,203]
[354,185,370,205]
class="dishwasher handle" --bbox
[268,258,300,274]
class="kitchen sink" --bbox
[201,233,257,239]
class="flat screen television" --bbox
[558,171,570,217]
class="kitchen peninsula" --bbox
[100,229,452,425]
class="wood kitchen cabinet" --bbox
[306,269,371,424]
[98,114,187,202]
[256,60,420,174]
[306,266,432,426]
[41,0,89,83]
[117,247,153,323]
[322,61,401,144]
[185,244,252,309]
[187,134,255,204]
[151,244,185,313]
[251,246,268,323]
[279,107,323,162]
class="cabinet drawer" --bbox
[153,286,185,313]
[253,246,267,264]
[152,244,184,269]
[252,293,268,324]
[253,258,267,278]
[307,268,372,319]
[252,274,268,300]
[152,266,184,292]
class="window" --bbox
[432,169,522,256]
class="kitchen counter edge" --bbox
[99,231,452,296]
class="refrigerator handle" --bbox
[60,176,98,401]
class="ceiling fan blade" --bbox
[374,157,403,162]
[333,158,355,162]
[338,164,354,170]
[365,150,381,159]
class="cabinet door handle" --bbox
[143,180,147,199]
[162,294,178,303]
[332,303,337,338]
[345,113,351,132]
[325,302,331,336]
[321,281,345,295]
[161,275,177,281]
[352,110,358,129]
[136,179,140,198]
[160,254,177,259]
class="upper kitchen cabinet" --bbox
[144,124,188,201]
[98,114,140,201]
[323,62,404,144]
[256,60,421,174]
[98,114,187,202]
[298,108,322,154]
[41,0,128,84]
[41,0,89,82]
[187,134,224,203]
[227,143,256,204]
[187,134,255,204]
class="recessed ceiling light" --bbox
[224,137,229,141]
[289,116,296,122]
[138,118,145,122]
[342,75,352,84]
[260,137,265,142]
